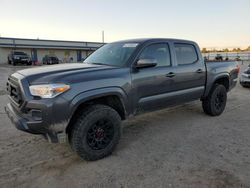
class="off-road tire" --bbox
[70,104,121,161]
[202,84,227,116]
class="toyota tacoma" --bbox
[5,38,239,160]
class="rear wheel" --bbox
[202,84,227,116]
[70,104,121,161]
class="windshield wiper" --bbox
[90,62,107,66]
[86,62,118,67]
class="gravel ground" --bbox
[0,63,250,188]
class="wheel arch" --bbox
[204,73,230,97]
[66,87,129,135]
[213,75,230,91]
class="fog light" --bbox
[31,110,42,121]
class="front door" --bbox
[131,42,176,113]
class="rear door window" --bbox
[174,43,198,65]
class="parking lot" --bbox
[0,63,250,188]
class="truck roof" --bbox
[113,38,196,45]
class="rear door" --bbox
[171,42,206,102]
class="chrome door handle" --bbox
[166,72,175,78]
[196,69,203,73]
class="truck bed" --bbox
[204,60,239,96]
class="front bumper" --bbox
[13,59,29,63]
[240,76,250,87]
[240,81,250,87]
[5,103,32,132]
[5,103,67,143]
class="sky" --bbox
[0,0,250,49]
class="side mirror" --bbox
[136,58,157,69]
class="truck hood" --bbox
[17,63,118,84]
[18,63,108,76]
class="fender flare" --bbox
[69,87,129,119]
[204,72,229,97]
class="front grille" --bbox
[6,76,23,107]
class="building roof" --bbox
[0,37,104,50]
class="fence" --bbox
[202,52,250,61]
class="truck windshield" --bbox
[84,42,139,67]
[14,52,26,55]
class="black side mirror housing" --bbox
[136,58,157,69]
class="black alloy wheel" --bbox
[86,118,115,150]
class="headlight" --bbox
[29,84,70,98]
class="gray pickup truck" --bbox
[5,38,239,160]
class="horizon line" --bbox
[0,36,249,50]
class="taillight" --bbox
[236,64,240,74]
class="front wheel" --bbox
[70,104,121,161]
[26,61,32,66]
[202,84,227,116]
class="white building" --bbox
[0,37,104,64]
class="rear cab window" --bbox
[174,43,198,65]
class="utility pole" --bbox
[102,31,105,43]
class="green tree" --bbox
[232,48,237,52]
[201,48,207,53]
[245,46,250,51]
[236,48,242,52]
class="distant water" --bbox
[202,52,250,60]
